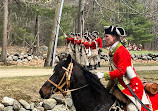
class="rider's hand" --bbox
[96,72,104,79]
[104,72,110,80]
[96,72,110,80]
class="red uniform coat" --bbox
[82,42,90,49]
[109,43,144,99]
[96,37,102,48]
[108,42,158,111]
[75,39,81,46]
[66,37,75,44]
[90,41,97,50]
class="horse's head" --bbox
[39,54,72,99]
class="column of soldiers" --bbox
[64,31,102,70]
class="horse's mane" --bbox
[72,59,110,94]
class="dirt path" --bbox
[0,66,158,78]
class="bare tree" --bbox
[44,0,61,67]
[77,0,82,33]
[1,0,8,64]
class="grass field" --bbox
[102,49,158,54]
[0,70,158,103]
[129,50,158,54]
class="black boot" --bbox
[87,63,92,70]
[94,64,97,70]
[98,62,101,67]
[89,65,93,70]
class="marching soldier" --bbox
[64,32,75,60]
[89,33,98,70]
[75,33,82,64]
[96,26,158,111]
[92,31,103,67]
[81,36,91,68]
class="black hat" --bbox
[116,27,126,37]
[92,31,99,35]
[77,33,80,36]
[104,26,119,36]
[84,36,91,41]
[84,32,88,35]
[69,32,74,36]
[90,33,97,38]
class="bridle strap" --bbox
[47,79,64,92]
[47,62,88,96]
[47,62,73,95]
[53,71,66,92]
[64,84,89,93]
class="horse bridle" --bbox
[47,62,89,96]
[47,62,73,96]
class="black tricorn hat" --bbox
[104,26,119,36]
[92,31,99,35]
[90,33,97,38]
[84,36,91,41]
[116,27,127,37]
[77,33,80,36]
[69,32,74,36]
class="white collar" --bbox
[110,41,119,52]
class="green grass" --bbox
[0,66,52,69]
[129,50,158,54]
[102,48,158,55]
[137,70,158,83]
[133,63,158,66]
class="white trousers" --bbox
[126,102,138,111]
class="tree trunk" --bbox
[44,0,61,67]
[33,14,40,56]
[77,0,82,33]
[1,0,8,64]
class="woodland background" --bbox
[0,0,158,65]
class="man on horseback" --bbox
[96,26,158,111]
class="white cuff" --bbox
[96,72,104,79]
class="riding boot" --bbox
[98,62,101,67]
[94,64,97,70]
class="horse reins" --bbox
[47,62,88,96]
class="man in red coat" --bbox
[89,33,98,70]
[92,31,102,67]
[96,26,158,111]
[64,32,75,60]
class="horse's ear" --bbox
[66,54,72,63]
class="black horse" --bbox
[39,54,119,111]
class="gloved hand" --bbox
[96,72,110,80]
[104,72,110,80]
[96,72,104,79]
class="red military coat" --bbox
[90,41,97,50]
[75,39,81,46]
[66,37,75,44]
[107,42,158,111]
[96,37,102,48]
[82,41,90,49]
